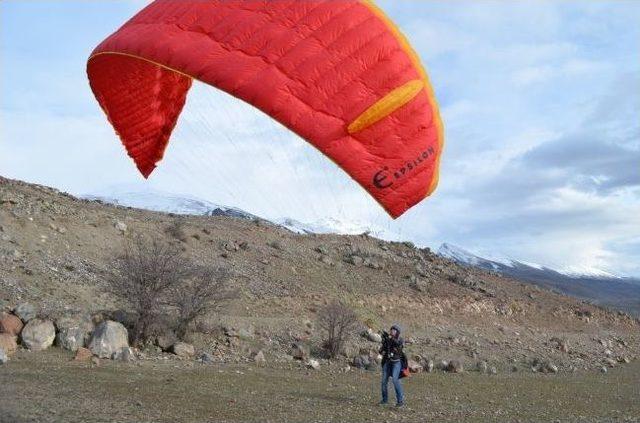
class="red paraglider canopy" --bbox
[87,0,444,218]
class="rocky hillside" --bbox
[438,243,640,317]
[1,175,638,373]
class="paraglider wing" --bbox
[87,0,444,218]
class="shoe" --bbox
[395,402,405,408]
[378,401,388,406]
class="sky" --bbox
[1,1,639,276]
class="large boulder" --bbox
[55,315,93,352]
[0,312,24,336]
[0,333,18,354]
[21,319,55,351]
[88,321,129,359]
[14,303,36,323]
[171,342,195,358]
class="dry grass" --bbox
[1,349,639,423]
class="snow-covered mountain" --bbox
[438,243,619,279]
[83,189,259,220]
[276,216,399,239]
[437,243,640,316]
[83,188,399,239]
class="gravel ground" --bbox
[1,349,639,423]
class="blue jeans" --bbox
[381,360,404,404]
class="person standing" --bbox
[379,324,405,407]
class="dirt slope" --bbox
[1,175,638,372]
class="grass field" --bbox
[1,350,639,423]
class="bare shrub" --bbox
[105,235,232,346]
[317,301,358,358]
[169,266,236,340]
[165,219,187,242]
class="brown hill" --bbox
[1,175,638,372]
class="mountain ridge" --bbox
[437,243,640,316]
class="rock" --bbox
[409,278,429,292]
[113,346,135,362]
[224,241,239,252]
[604,349,613,357]
[171,342,195,358]
[477,360,488,374]
[14,303,36,323]
[446,359,464,373]
[489,366,497,375]
[74,347,93,361]
[114,221,127,233]
[620,356,631,364]
[155,331,178,351]
[531,358,558,373]
[238,328,253,339]
[551,337,570,353]
[373,353,383,365]
[88,321,129,359]
[353,355,370,369]
[0,312,23,336]
[600,366,607,373]
[109,309,137,328]
[199,352,214,364]
[365,329,382,343]
[55,315,93,351]
[0,334,18,354]
[21,319,55,351]
[604,358,617,367]
[91,356,101,367]
[407,359,423,373]
[291,343,309,360]
[315,245,330,255]
[268,240,284,251]
[253,350,266,365]
[307,359,320,370]
[437,360,449,371]
[345,255,364,266]
[0,348,7,364]
[425,359,434,373]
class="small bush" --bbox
[317,301,358,359]
[169,266,236,340]
[165,219,187,242]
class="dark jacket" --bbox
[380,332,404,365]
